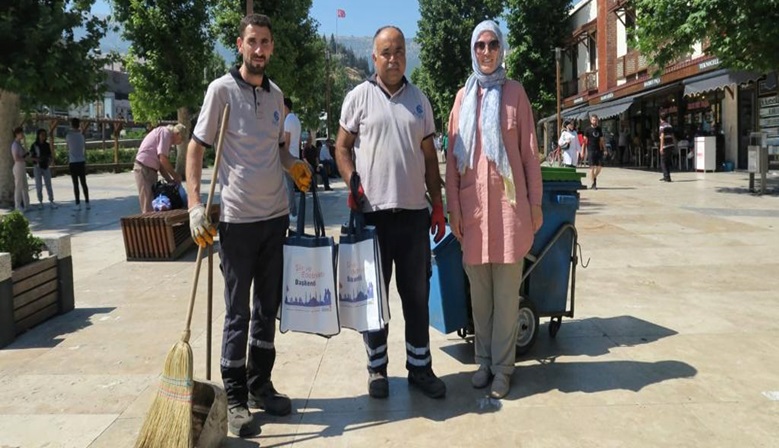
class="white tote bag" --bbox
[337,207,389,333]
[280,184,340,337]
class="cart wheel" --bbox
[457,328,467,339]
[548,317,562,338]
[515,297,539,357]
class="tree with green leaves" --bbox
[504,0,572,118]
[212,0,325,139]
[0,1,110,206]
[112,0,215,176]
[632,0,779,74]
[413,0,505,130]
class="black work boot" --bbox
[368,371,389,399]
[248,381,292,416]
[408,369,446,399]
[228,404,260,437]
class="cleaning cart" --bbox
[429,166,586,356]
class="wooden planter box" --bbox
[1,234,74,348]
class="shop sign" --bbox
[759,96,778,108]
[699,58,720,70]
[574,96,584,104]
[600,92,614,101]
[644,78,661,88]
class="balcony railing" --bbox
[578,70,598,93]
[616,51,649,79]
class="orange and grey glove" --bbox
[189,203,217,247]
[290,161,313,192]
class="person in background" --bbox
[582,114,605,189]
[659,112,676,182]
[618,126,628,166]
[557,119,580,168]
[446,20,543,399]
[10,127,30,212]
[66,118,91,210]
[133,123,185,213]
[336,25,447,401]
[283,97,301,219]
[319,138,337,179]
[577,124,586,165]
[303,140,332,191]
[186,13,312,438]
[29,129,57,209]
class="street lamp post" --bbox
[555,47,562,137]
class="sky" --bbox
[91,0,424,38]
[310,0,421,37]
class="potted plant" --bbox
[0,211,74,348]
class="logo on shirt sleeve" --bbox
[274,110,280,123]
[415,104,424,116]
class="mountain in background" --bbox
[334,35,420,77]
[95,21,420,76]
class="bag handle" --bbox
[294,178,327,238]
[345,172,366,235]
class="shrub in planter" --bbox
[0,211,44,269]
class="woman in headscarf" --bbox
[445,20,543,399]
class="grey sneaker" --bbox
[471,366,492,389]
[85,202,91,210]
[49,201,58,209]
[248,381,291,416]
[73,203,81,211]
[368,372,389,399]
[408,369,446,399]
[227,404,260,437]
[490,373,511,399]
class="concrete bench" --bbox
[120,205,219,261]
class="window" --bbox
[588,35,597,70]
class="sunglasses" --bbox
[474,40,500,53]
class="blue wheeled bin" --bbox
[526,179,582,315]
[427,225,469,334]
[515,167,585,353]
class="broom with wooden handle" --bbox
[135,103,230,448]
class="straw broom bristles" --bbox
[135,333,194,448]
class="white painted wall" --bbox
[616,12,627,58]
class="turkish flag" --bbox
[336,8,346,18]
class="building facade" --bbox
[544,0,777,171]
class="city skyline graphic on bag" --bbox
[284,283,334,308]
[338,263,375,303]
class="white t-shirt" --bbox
[284,112,301,158]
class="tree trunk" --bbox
[175,107,190,180]
[0,90,22,207]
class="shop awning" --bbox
[586,96,634,120]
[562,104,589,120]
[538,112,557,124]
[538,104,589,125]
[683,69,763,96]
